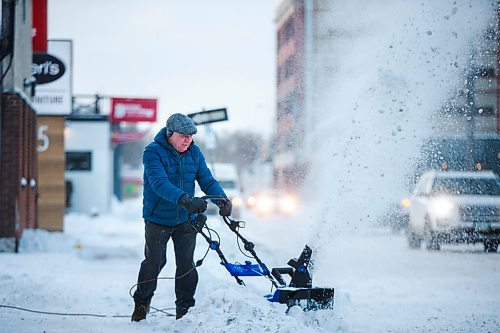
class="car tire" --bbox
[406,228,422,249]
[424,218,440,251]
[484,240,499,253]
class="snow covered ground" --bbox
[2,1,498,332]
[3,3,498,330]
[1,197,499,333]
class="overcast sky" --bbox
[47,0,281,139]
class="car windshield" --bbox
[219,180,236,189]
[431,177,500,196]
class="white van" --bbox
[196,162,243,218]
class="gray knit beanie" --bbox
[166,113,197,137]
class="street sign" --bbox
[188,108,228,125]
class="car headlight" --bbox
[231,196,243,207]
[279,195,297,214]
[247,196,256,207]
[429,197,456,219]
[256,195,274,214]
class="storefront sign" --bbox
[110,98,157,123]
[32,40,72,115]
[32,53,65,84]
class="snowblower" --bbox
[191,195,335,311]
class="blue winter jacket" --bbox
[142,128,226,226]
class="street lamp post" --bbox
[465,70,476,170]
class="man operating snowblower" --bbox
[131,113,232,321]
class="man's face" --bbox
[169,132,193,153]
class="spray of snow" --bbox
[280,0,497,281]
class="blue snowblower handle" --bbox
[199,194,228,204]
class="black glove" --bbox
[216,198,232,217]
[179,195,207,214]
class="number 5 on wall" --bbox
[37,124,49,152]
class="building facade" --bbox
[274,0,306,189]
[65,115,113,216]
[414,10,500,177]
[0,0,38,251]
[273,0,500,190]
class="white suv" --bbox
[407,170,500,252]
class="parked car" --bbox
[406,170,500,252]
[246,188,299,217]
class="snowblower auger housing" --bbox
[267,245,335,310]
[190,195,335,312]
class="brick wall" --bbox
[0,93,38,251]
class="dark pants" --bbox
[133,221,198,311]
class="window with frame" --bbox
[66,152,92,171]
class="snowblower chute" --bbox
[190,195,335,311]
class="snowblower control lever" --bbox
[188,212,245,286]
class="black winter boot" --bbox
[175,307,189,320]
[131,301,150,322]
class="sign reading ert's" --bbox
[32,53,66,84]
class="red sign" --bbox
[110,98,157,123]
[32,0,48,52]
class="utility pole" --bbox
[0,0,16,168]
[465,69,476,170]
[496,1,500,133]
